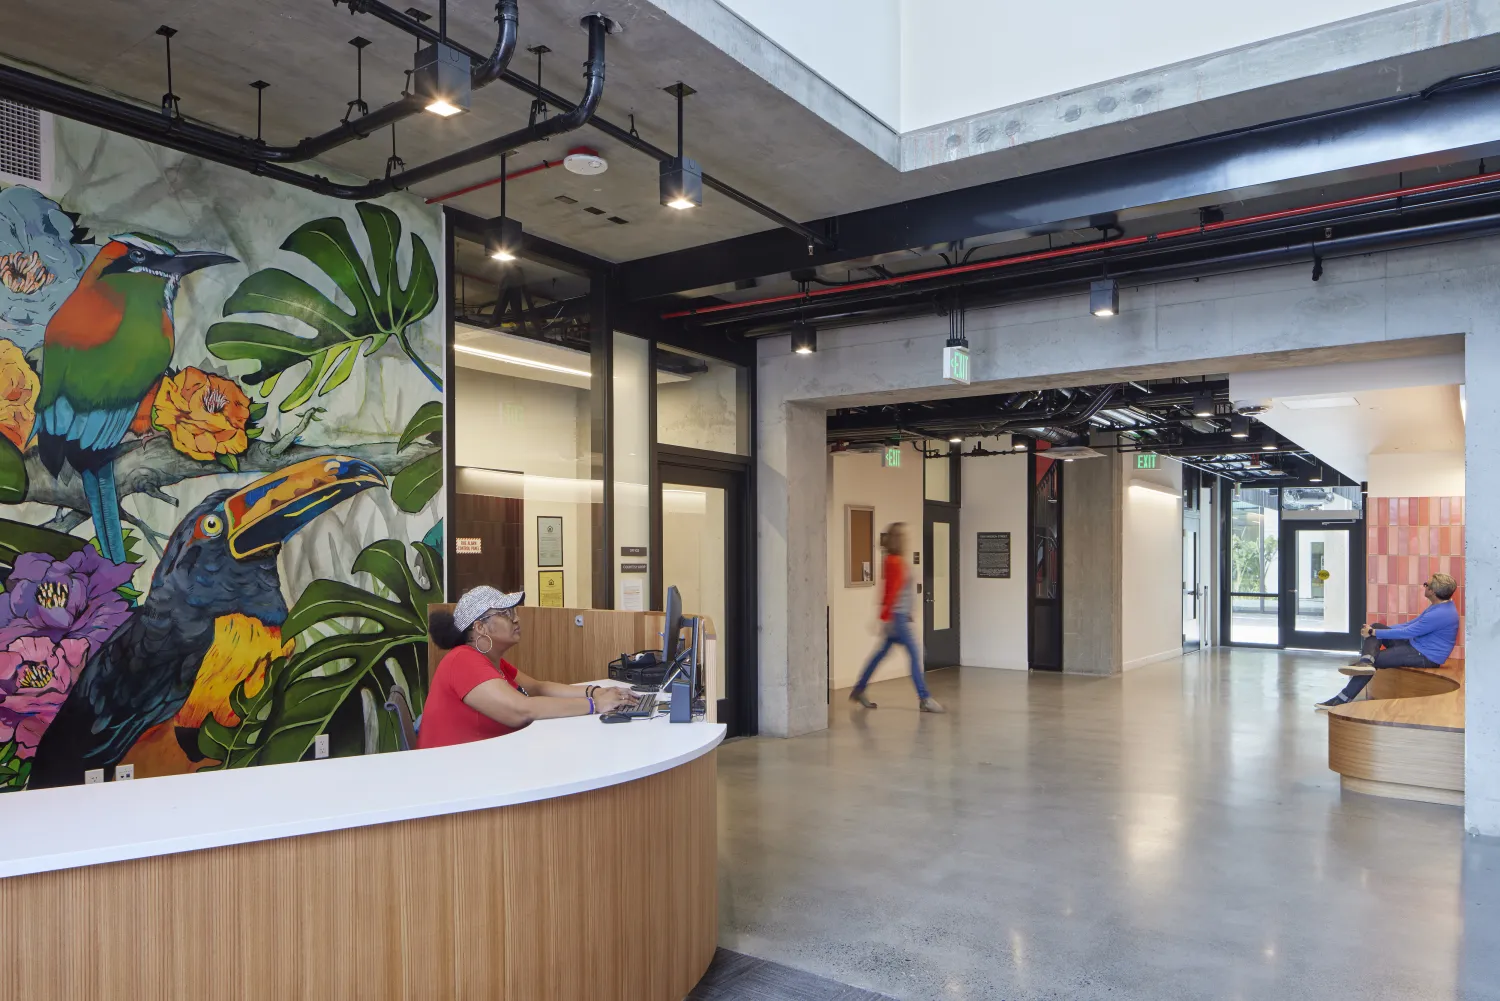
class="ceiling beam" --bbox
[618,73,1500,301]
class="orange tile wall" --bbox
[1366,496,1464,661]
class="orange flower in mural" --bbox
[152,367,252,461]
[0,339,39,452]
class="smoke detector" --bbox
[563,149,608,175]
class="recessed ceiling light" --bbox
[455,343,589,378]
[1282,395,1359,410]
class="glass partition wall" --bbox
[446,221,757,732]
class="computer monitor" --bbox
[663,584,684,663]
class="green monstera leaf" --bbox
[391,401,443,514]
[201,538,442,768]
[0,434,26,505]
[205,202,441,412]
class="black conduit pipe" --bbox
[0,10,602,202]
[0,0,518,166]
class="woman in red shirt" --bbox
[417,586,637,749]
[849,522,945,713]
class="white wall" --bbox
[1121,456,1184,670]
[717,0,902,128]
[1368,451,1466,497]
[826,444,924,691]
[715,0,1404,132]
[959,449,1028,669]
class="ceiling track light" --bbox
[1230,412,1250,438]
[1090,277,1118,317]
[790,323,817,355]
[660,81,703,210]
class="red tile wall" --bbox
[1366,495,1465,661]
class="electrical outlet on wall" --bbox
[114,764,134,781]
[84,768,104,785]
[314,734,330,759]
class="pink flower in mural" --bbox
[0,549,137,655]
[0,635,87,757]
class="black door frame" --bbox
[1279,518,1365,651]
[656,446,757,738]
[922,445,962,669]
[1027,451,1064,671]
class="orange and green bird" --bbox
[36,234,237,564]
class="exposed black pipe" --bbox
[0,11,600,203]
[725,207,1500,335]
[0,0,519,167]
[337,0,835,250]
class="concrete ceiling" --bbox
[8,0,1500,271]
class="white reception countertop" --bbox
[0,711,724,879]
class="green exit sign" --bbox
[883,445,902,468]
[1136,452,1158,469]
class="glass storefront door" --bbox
[1281,522,1362,651]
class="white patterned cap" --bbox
[453,585,525,632]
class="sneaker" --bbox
[1339,664,1376,677]
[919,697,946,714]
[850,689,877,709]
[1315,696,1347,712]
[1346,656,1375,667]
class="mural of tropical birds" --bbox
[34,234,238,565]
[26,454,387,788]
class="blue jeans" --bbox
[855,615,929,700]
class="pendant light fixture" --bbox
[1090,277,1118,317]
[1261,427,1280,451]
[414,0,473,117]
[1309,464,1325,483]
[1192,388,1215,418]
[488,151,523,262]
[1230,413,1250,438]
[790,324,817,355]
[660,81,703,210]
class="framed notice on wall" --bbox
[537,516,563,567]
[977,532,1011,579]
[845,505,876,587]
[537,570,564,608]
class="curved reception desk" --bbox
[0,713,724,1001]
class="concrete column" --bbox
[1062,445,1124,675]
[757,396,830,738]
[1466,323,1500,835]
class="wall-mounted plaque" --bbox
[537,570,564,608]
[978,532,1011,579]
[537,516,563,567]
[455,537,482,555]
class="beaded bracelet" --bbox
[587,696,596,715]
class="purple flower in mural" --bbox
[0,635,87,757]
[0,549,137,654]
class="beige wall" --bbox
[454,365,596,608]
[958,449,1029,669]
[1122,455,1185,670]
[826,444,925,691]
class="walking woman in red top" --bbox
[850,522,945,713]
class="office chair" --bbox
[384,687,419,751]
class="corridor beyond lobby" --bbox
[717,653,1499,1000]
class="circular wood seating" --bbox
[1327,661,1464,806]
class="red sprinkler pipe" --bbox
[425,146,601,204]
[661,165,1500,320]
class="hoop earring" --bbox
[474,634,494,655]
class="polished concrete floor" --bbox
[690,949,897,1000]
[716,650,1500,1000]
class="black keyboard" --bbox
[615,694,657,718]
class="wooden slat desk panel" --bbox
[1,751,717,1001]
[1328,661,1465,806]
[427,605,666,686]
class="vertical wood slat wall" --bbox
[428,605,667,686]
[1,751,717,1001]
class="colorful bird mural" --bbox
[26,454,387,788]
[35,234,237,565]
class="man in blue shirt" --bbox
[1317,573,1460,710]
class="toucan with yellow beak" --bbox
[27,455,386,788]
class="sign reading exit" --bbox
[1136,452,1158,469]
[883,445,902,468]
[943,345,971,385]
